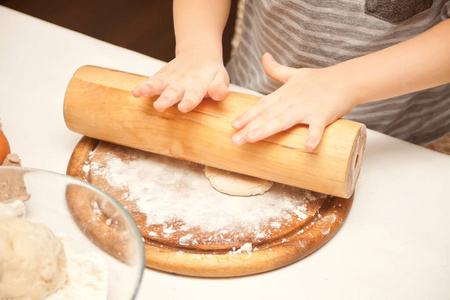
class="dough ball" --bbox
[204,166,273,196]
[0,216,67,300]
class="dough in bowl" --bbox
[205,166,273,196]
[0,216,67,300]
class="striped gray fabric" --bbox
[227,0,450,145]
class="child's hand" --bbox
[231,53,357,151]
[132,51,229,113]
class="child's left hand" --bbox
[231,53,357,151]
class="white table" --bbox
[1,6,449,300]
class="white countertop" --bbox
[1,6,449,300]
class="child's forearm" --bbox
[173,0,231,60]
[335,19,450,105]
[132,0,232,110]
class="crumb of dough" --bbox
[2,153,22,166]
[0,154,30,203]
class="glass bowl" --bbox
[0,166,145,300]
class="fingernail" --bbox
[153,101,166,112]
[232,135,243,145]
[264,52,274,61]
[304,140,318,151]
[178,104,190,113]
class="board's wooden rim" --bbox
[67,136,353,277]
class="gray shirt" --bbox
[227,0,450,145]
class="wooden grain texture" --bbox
[67,137,354,277]
[64,65,366,198]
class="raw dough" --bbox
[0,154,30,203]
[0,216,67,300]
[204,166,273,196]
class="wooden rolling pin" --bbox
[64,65,366,198]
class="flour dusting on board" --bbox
[90,150,324,248]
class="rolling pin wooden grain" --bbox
[63,65,366,198]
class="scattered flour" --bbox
[293,205,308,220]
[47,237,107,300]
[81,151,96,180]
[92,153,318,235]
[270,221,281,229]
[320,214,337,236]
[82,164,90,175]
[230,243,254,257]
[179,234,194,246]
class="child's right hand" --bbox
[132,51,229,113]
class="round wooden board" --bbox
[67,136,353,277]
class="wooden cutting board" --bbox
[67,136,353,277]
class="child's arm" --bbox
[232,19,450,151]
[132,0,231,112]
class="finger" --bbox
[153,86,184,112]
[236,109,297,145]
[232,118,270,145]
[232,126,252,145]
[262,53,296,84]
[131,84,146,97]
[178,85,207,113]
[132,78,167,98]
[232,109,276,145]
[232,112,265,145]
[231,102,266,130]
[244,121,273,144]
[207,70,229,101]
[304,122,325,151]
[232,92,281,130]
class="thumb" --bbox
[262,53,296,84]
[304,122,325,151]
[208,70,230,101]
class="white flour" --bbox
[47,237,107,300]
[0,199,26,218]
[91,152,320,235]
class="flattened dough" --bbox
[205,166,273,196]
